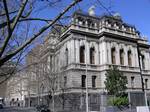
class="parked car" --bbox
[36,105,51,112]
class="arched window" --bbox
[141,55,145,69]
[65,48,68,65]
[80,46,85,63]
[120,49,124,65]
[90,47,95,64]
[128,50,132,66]
[111,48,116,64]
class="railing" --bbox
[69,24,99,34]
[142,69,150,74]
[68,63,143,73]
[68,23,139,39]
[100,27,138,39]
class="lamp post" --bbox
[137,42,148,106]
[137,44,144,92]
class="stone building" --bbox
[27,10,150,111]
[0,62,16,102]
[25,44,43,107]
[6,70,28,106]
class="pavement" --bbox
[0,107,37,112]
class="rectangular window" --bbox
[90,48,95,64]
[131,76,135,88]
[64,76,67,87]
[90,94,97,103]
[92,76,96,88]
[145,79,148,89]
[81,75,86,88]
[80,46,85,63]
[111,48,116,64]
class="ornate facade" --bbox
[28,11,150,111]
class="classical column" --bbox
[124,46,128,66]
[116,43,120,65]
[131,47,135,67]
[145,52,149,70]
[95,42,99,65]
[148,52,150,70]
[103,41,107,64]
[85,41,90,64]
[70,39,75,63]
[107,42,111,64]
[99,43,102,65]
[98,43,100,65]
[67,41,71,64]
[75,39,80,63]
[135,48,139,67]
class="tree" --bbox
[104,66,128,96]
[0,0,82,84]
[0,0,82,67]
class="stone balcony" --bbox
[69,23,99,34]
[62,22,140,40]
[99,26,138,39]
[67,63,142,73]
[142,69,150,75]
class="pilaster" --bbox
[95,42,99,65]
[75,39,80,63]
[116,43,120,65]
[124,45,128,66]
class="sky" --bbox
[112,0,150,40]
[80,0,150,40]
[35,0,150,40]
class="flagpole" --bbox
[85,35,89,112]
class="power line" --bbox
[96,0,112,16]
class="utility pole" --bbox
[137,44,144,92]
[137,42,147,106]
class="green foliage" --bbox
[108,96,129,107]
[104,66,128,96]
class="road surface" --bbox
[0,107,37,112]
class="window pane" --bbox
[128,51,132,66]
[80,46,85,63]
[92,76,96,88]
[90,48,95,64]
[120,49,124,65]
[131,76,135,88]
[111,48,116,64]
[82,75,86,87]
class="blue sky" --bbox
[79,0,150,40]
[35,0,150,40]
[112,0,150,40]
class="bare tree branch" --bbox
[0,16,70,29]
[0,10,18,17]
[3,0,11,34]
[0,0,82,67]
[0,0,28,57]
[0,17,50,29]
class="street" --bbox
[0,107,37,112]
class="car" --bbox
[36,105,51,112]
